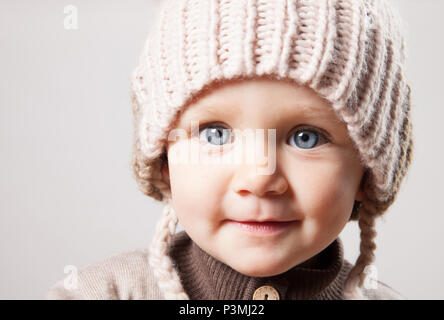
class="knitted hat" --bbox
[130,0,413,299]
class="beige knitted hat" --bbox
[130,0,413,299]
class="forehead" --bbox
[178,79,341,124]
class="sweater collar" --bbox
[167,231,347,300]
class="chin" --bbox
[231,261,288,278]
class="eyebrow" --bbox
[188,103,232,115]
[179,103,234,123]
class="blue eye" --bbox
[289,129,327,149]
[199,125,232,145]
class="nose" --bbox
[232,165,288,197]
[230,127,287,197]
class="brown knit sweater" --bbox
[168,231,349,299]
[45,231,406,300]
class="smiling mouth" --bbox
[227,220,298,235]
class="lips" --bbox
[228,219,297,235]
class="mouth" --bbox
[227,219,299,235]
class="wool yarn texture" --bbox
[130,0,414,300]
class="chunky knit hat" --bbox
[130,0,413,299]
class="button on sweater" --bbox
[45,231,406,300]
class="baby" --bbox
[47,0,413,300]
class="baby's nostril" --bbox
[264,294,268,300]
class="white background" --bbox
[0,0,442,299]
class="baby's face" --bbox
[163,78,365,277]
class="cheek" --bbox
[290,158,358,224]
[167,155,230,230]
